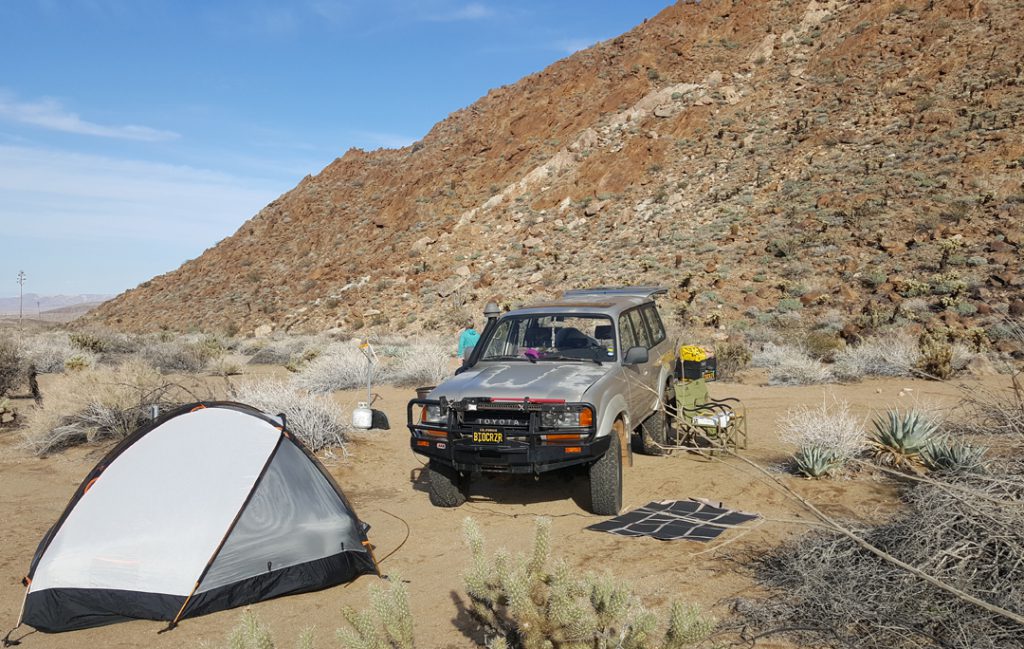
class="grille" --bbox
[461,410,530,429]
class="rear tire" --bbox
[427,460,467,507]
[589,427,623,515]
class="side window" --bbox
[641,304,666,345]
[618,314,637,353]
[627,309,652,349]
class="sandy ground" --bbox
[0,371,1012,648]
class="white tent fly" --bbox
[15,402,378,634]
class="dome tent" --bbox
[17,402,378,634]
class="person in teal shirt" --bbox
[458,320,480,358]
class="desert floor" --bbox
[0,371,1011,648]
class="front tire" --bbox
[427,460,467,507]
[640,383,675,456]
[589,425,623,515]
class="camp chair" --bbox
[671,378,747,456]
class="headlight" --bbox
[420,404,443,424]
[541,407,593,428]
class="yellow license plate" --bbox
[472,429,504,443]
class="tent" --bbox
[17,402,378,633]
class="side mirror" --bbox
[462,345,475,361]
[623,346,648,365]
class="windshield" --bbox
[479,314,617,362]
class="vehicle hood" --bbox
[430,362,610,403]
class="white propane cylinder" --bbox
[352,402,373,429]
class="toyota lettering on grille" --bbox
[477,418,521,426]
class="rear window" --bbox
[640,303,666,345]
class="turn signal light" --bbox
[416,440,430,447]
[579,408,593,427]
[544,434,583,442]
[564,447,582,454]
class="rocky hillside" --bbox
[90,0,1024,349]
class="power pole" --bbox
[16,270,26,332]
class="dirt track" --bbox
[0,373,1006,648]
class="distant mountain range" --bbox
[0,294,112,315]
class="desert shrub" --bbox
[752,344,833,386]
[208,356,244,377]
[68,327,140,356]
[337,576,415,649]
[291,342,372,394]
[714,341,752,380]
[741,460,1024,649]
[832,333,920,380]
[22,333,96,373]
[232,379,348,451]
[868,408,939,470]
[779,397,865,477]
[141,336,222,373]
[463,517,715,648]
[803,330,845,362]
[22,360,197,456]
[385,340,451,387]
[0,336,24,396]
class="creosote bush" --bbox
[713,341,752,380]
[0,336,24,397]
[463,517,715,648]
[22,360,200,456]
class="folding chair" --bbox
[671,378,747,456]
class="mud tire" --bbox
[427,460,467,507]
[589,428,623,515]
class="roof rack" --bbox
[561,286,668,299]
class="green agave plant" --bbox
[793,445,841,478]
[869,408,939,470]
[921,438,988,473]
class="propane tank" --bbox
[352,402,373,429]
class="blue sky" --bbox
[0,0,671,298]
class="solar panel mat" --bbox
[587,499,759,542]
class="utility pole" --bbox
[16,270,26,331]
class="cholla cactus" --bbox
[462,517,715,648]
[336,575,415,649]
[223,610,276,649]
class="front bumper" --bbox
[407,396,607,474]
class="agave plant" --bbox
[921,438,988,473]
[793,445,842,478]
[869,408,939,470]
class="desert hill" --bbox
[89,0,1024,344]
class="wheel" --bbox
[589,424,623,515]
[427,460,467,507]
[639,384,674,456]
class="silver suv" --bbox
[407,287,674,514]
